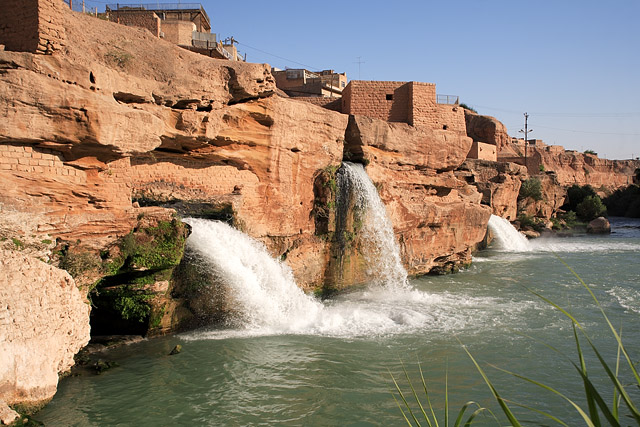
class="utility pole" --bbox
[519,112,533,172]
[355,57,365,79]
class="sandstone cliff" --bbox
[0,250,90,412]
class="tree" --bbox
[576,195,607,221]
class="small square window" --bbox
[386,94,393,101]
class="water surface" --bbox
[38,217,640,425]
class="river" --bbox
[37,217,640,426]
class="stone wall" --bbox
[162,19,195,45]
[294,97,342,112]
[109,10,161,37]
[0,0,66,54]
[467,141,497,161]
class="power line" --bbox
[236,42,320,70]
[534,125,640,136]
[471,104,640,118]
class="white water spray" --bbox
[487,214,531,252]
[338,162,408,288]
[183,218,323,332]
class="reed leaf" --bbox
[573,324,601,425]
[459,341,522,427]
[555,255,640,386]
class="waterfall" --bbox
[183,218,323,331]
[487,214,531,252]
[337,162,408,288]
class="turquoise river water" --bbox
[38,216,640,426]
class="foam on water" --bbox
[488,214,531,251]
[487,214,640,254]
[607,286,640,314]
[182,218,532,341]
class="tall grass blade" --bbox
[389,369,422,426]
[492,365,596,427]
[582,334,640,424]
[613,327,622,422]
[401,362,431,425]
[504,399,571,426]
[555,255,640,386]
[458,340,522,427]
[417,361,438,427]
[573,324,601,426]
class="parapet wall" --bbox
[109,10,161,37]
[294,97,342,112]
[0,0,66,54]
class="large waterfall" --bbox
[181,163,452,338]
[337,162,408,288]
[487,214,531,252]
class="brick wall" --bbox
[0,0,66,54]
[109,10,161,37]
[129,159,258,199]
[408,82,436,127]
[342,81,410,123]
[161,19,195,45]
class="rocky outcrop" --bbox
[517,172,567,220]
[343,116,492,274]
[534,147,639,190]
[0,250,90,413]
[456,159,527,220]
[464,110,510,152]
[587,217,611,234]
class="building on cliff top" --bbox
[341,80,468,133]
[272,68,347,98]
[104,3,243,61]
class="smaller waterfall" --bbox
[184,218,322,331]
[338,162,408,288]
[488,214,531,252]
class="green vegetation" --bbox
[564,184,597,212]
[584,149,597,155]
[41,239,52,245]
[459,103,477,113]
[576,195,607,221]
[539,164,545,172]
[391,262,640,426]
[58,248,101,279]
[105,49,133,69]
[604,184,640,218]
[12,238,24,250]
[518,178,543,201]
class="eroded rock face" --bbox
[456,160,527,220]
[344,116,492,274]
[534,148,639,190]
[517,172,567,220]
[0,250,90,412]
[464,110,510,151]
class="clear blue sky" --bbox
[92,0,640,159]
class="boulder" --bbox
[586,216,611,234]
[0,250,90,412]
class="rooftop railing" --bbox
[436,94,459,105]
[106,3,210,28]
